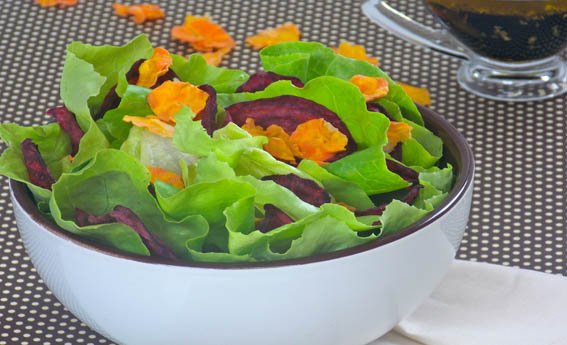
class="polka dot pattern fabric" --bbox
[0,0,565,343]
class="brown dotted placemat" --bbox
[0,0,565,344]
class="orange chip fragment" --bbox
[147,166,185,189]
[123,115,175,138]
[245,23,301,50]
[202,47,232,66]
[36,0,77,7]
[398,82,431,106]
[385,121,413,152]
[242,119,301,164]
[243,118,348,164]
[241,118,266,137]
[264,125,302,164]
[350,75,389,101]
[290,119,348,163]
[333,41,379,65]
[112,3,164,24]
[171,16,235,52]
[147,81,209,123]
[136,47,173,88]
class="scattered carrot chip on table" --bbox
[36,0,77,7]
[172,15,235,52]
[397,82,431,106]
[333,41,379,65]
[112,3,164,24]
[246,22,301,50]
[202,47,232,67]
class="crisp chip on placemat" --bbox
[112,3,164,24]
[398,82,431,106]
[172,15,235,52]
[333,41,379,65]
[35,0,77,7]
[246,22,301,50]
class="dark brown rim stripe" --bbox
[10,106,474,270]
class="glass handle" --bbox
[362,0,469,60]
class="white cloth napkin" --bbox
[371,260,567,345]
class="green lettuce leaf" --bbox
[49,149,209,258]
[414,180,447,211]
[259,41,423,125]
[155,179,257,252]
[97,85,153,145]
[236,175,318,220]
[233,148,314,180]
[185,155,236,185]
[172,107,216,156]
[370,99,442,168]
[171,53,249,93]
[121,126,197,175]
[228,204,376,261]
[375,99,403,121]
[0,123,71,201]
[402,138,438,168]
[401,120,443,168]
[419,164,454,193]
[325,146,410,195]
[378,200,429,236]
[172,107,316,183]
[298,159,374,210]
[67,35,153,113]
[60,51,110,167]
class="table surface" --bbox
[0,0,565,344]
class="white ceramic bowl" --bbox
[10,106,474,345]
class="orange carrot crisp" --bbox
[112,3,164,24]
[147,81,209,123]
[398,82,431,106]
[333,41,379,65]
[147,166,184,189]
[290,119,348,163]
[136,47,173,88]
[385,121,413,152]
[350,75,389,101]
[36,0,77,7]
[122,115,175,138]
[246,23,301,50]
[202,47,232,67]
[171,15,235,52]
[242,119,301,164]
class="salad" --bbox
[0,35,453,263]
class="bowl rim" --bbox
[10,105,474,270]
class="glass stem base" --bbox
[457,56,567,102]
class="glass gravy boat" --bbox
[362,0,567,101]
